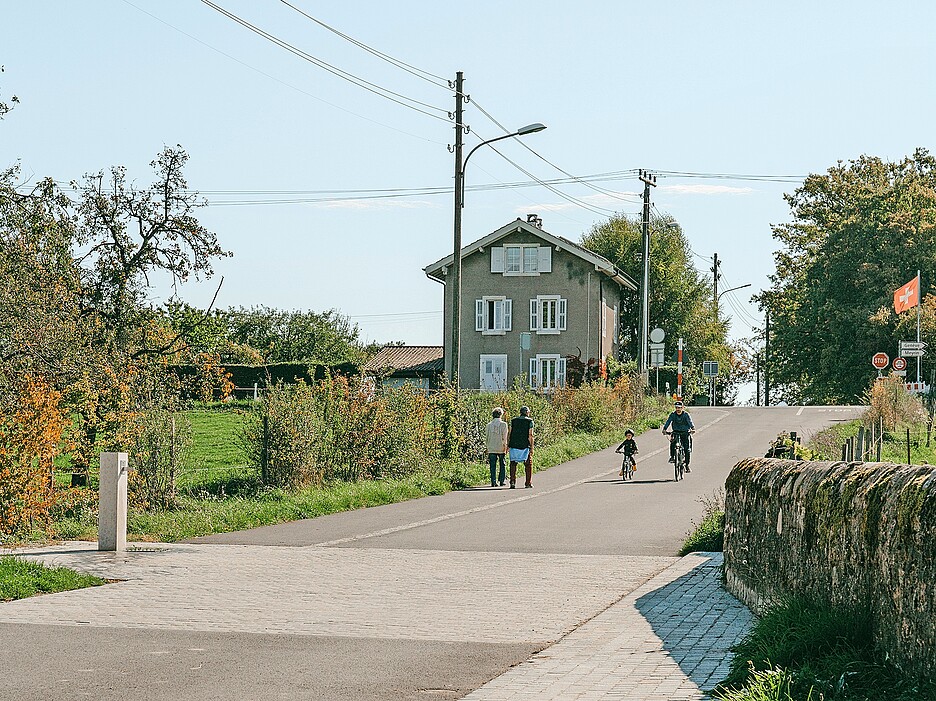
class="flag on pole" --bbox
[894,275,920,314]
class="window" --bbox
[475,296,512,334]
[530,295,567,334]
[499,244,550,275]
[529,354,566,391]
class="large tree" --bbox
[580,213,732,384]
[759,149,936,403]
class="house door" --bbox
[480,354,508,392]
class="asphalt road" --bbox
[2,405,862,701]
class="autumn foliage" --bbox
[0,376,68,538]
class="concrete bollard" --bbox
[98,452,129,551]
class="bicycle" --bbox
[616,450,636,481]
[664,431,692,482]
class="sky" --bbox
[3,1,936,386]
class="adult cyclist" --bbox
[662,400,695,472]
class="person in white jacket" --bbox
[485,407,509,487]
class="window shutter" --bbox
[557,357,567,387]
[504,299,512,331]
[491,247,505,273]
[558,298,567,330]
[475,299,484,331]
[538,246,552,273]
[530,298,539,330]
[529,358,538,388]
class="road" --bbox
[0,406,861,700]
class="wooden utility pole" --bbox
[450,71,465,383]
[638,170,656,383]
[764,311,771,406]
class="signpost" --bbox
[871,352,889,370]
[892,357,908,372]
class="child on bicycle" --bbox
[615,429,638,476]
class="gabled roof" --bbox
[423,218,637,291]
[362,345,444,374]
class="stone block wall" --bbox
[723,458,936,676]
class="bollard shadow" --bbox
[633,554,754,692]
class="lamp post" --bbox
[450,120,546,383]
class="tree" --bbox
[759,149,936,403]
[580,213,733,391]
[0,65,19,119]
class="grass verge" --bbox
[714,597,936,701]
[49,416,666,542]
[679,491,725,555]
[0,556,106,601]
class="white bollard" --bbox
[98,452,128,551]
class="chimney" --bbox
[526,213,543,229]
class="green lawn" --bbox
[180,406,253,491]
[0,556,106,601]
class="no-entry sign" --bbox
[872,352,889,369]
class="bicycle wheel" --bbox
[674,444,684,481]
[622,457,633,481]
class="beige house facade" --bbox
[424,216,638,391]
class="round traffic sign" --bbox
[872,352,889,369]
[893,356,908,371]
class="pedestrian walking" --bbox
[485,407,509,487]
[507,406,535,489]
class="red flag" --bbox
[894,275,920,314]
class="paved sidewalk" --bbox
[461,552,752,700]
[2,543,750,699]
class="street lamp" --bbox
[715,283,752,319]
[450,121,546,383]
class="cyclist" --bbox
[662,400,695,472]
[615,429,639,477]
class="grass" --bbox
[41,412,668,542]
[714,598,936,701]
[679,491,725,555]
[0,555,106,601]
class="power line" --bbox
[119,0,445,145]
[469,98,642,204]
[200,0,451,122]
[278,0,450,88]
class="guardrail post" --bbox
[98,452,128,551]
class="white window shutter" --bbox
[557,357,567,387]
[529,358,538,388]
[538,246,552,273]
[491,247,505,273]
[558,298,567,331]
[475,299,484,331]
[504,299,512,331]
[530,298,539,330]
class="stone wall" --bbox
[723,458,936,676]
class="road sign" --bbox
[899,341,927,351]
[893,357,908,371]
[649,343,665,368]
[871,352,889,369]
[702,360,719,377]
[906,382,930,394]
[902,349,926,358]
[649,327,665,343]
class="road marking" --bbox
[314,410,731,547]
[796,407,804,416]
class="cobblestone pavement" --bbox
[0,543,674,644]
[460,553,753,700]
[2,543,750,699]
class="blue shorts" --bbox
[509,448,530,463]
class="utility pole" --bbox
[755,352,761,406]
[638,169,657,383]
[450,71,465,384]
[764,312,771,406]
[711,252,720,318]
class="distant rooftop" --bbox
[362,345,444,374]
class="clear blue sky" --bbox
[3,1,935,363]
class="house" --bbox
[424,215,638,391]
[361,345,444,392]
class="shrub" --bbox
[866,375,927,431]
[0,377,67,540]
[124,408,192,511]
